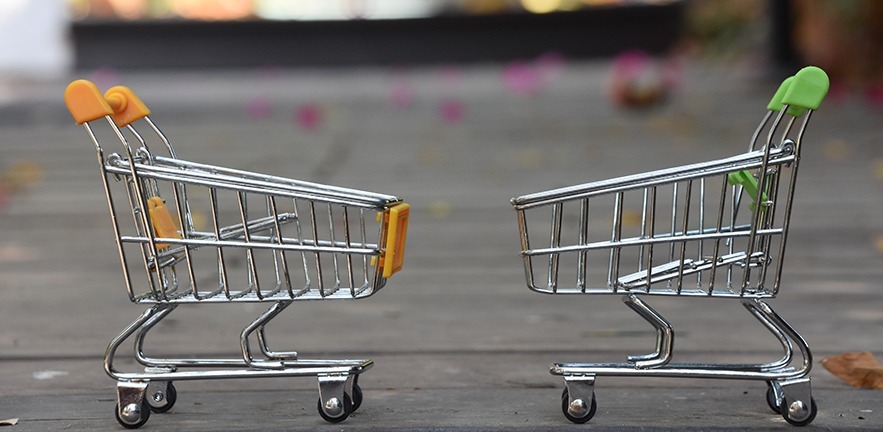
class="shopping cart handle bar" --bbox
[767,77,804,117]
[64,80,114,125]
[782,66,829,111]
[105,86,152,127]
[767,67,829,118]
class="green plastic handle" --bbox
[767,76,793,112]
[767,76,805,116]
[782,66,829,112]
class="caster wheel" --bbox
[147,382,177,413]
[115,399,151,429]
[318,393,353,423]
[765,382,781,413]
[561,388,597,424]
[781,396,817,427]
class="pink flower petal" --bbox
[294,103,323,130]
[439,99,465,124]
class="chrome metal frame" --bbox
[79,110,403,426]
[512,104,818,426]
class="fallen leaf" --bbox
[0,243,39,263]
[417,145,441,166]
[822,139,849,162]
[621,209,643,228]
[820,352,883,390]
[427,200,452,219]
[515,148,543,170]
[0,418,18,426]
[875,160,883,180]
[2,161,44,188]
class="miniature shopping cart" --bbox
[64,80,409,428]
[511,67,829,426]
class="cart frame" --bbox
[511,67,829,426]
[65,80,409,427]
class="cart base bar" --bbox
[114,359,372,382]
[558,372,815,426]
[115,361,371,427]
[551,362,802,380]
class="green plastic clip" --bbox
[728,170,768,211]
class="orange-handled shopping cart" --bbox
[65,80,409,428]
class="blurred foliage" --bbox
[682,0,882,91]
[681,0,768,61]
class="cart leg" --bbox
[622,294,673,368]
[317,374,355,423]
[749,299,812,375]
[115,381,151,429]
[257,326,298,360]
[106,305,170,380]
[240,301,290,369]
[561,375,597,424]
[742,300,793,371]
[133,305,177,368]
[255,302,298,361]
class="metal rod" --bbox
[609,192,623,291]
[577,198,589,292]
[644,187,657,290]
[548,203,564,293]
[676,181,692,294]
[707,175,729,294]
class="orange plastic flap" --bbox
[382,203,410,278]
[105,86,151,127]
[64,80,113,125]
[147,197,182,249]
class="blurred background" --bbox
[0,0,879,82]
[1,0,882,112]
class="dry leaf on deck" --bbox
[820,351,883,390]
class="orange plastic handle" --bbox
[105,86,151,127]
[64,80,113,125]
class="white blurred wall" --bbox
[0,0,72,78]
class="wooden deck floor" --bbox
[0,62,881,430]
